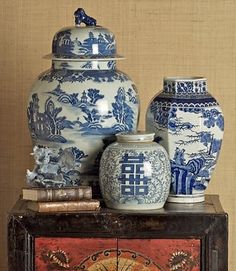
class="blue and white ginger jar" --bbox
[26,8,140,189]
[99,132,171,210]
[146,77,224,203]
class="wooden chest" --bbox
[8,194,228,271]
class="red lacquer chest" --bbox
[8,195,228,270]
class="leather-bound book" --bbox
[26,199,100,212]
[22,186,92,202]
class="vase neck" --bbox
[117,132,155,143]
[52,60,116,71]
[163,77,207,94]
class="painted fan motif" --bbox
[76,249,163,271]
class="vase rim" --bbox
[116,131,155,143]
[164,76,207,82]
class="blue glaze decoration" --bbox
[202,108,224,130]
[152,95,218,105]
[150,103,224,132]
[48,85,104,108]
[27,94,74,143]
[171,147,207,194]
[146,77,224,203]
[99,134,171,210]
[74,8,96,26]
[28,146,88,188]
[82,70,128,83]
[39,69,129,84]
[119,153,150,196]
[79,31,116,57]
[107,60,116,70]
[27,9,139,189]
[45,84,136,135]
[163,78,207,94]
[52,30,75,58]
[81,61,93,69]
[52,30,116,58]
[112,87,135,132]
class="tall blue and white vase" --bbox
[146,77,224,203]
[26,8,139,191]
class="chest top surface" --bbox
[9,194,225,217]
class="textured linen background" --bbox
[0,0,235,270]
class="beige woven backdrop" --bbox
[0,0,235,270]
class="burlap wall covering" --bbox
[0,0,235,270]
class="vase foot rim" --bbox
[167,194,205,203]
[105,202,165,210]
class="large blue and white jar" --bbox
[99,132,171,210]
[146,77,224,203]
[26,8,139,190]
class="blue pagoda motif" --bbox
[53,30,75,57]
[76,31,116,56]
[47,85,136,135]
[27,94,74,143]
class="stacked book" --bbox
[22,186,100,213]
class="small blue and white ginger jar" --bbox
[99,132,171,210]
[26,8,140,190]
[146,77,224,203]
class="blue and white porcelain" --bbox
[99,132,171,210]
[146,77,224,203]
[26,8,139,189]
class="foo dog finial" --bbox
[74,8,97,26]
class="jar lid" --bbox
[116,131,155,143]
[46,8,124,61]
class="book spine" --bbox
[37,200,100,212]
[38,187,92,201]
